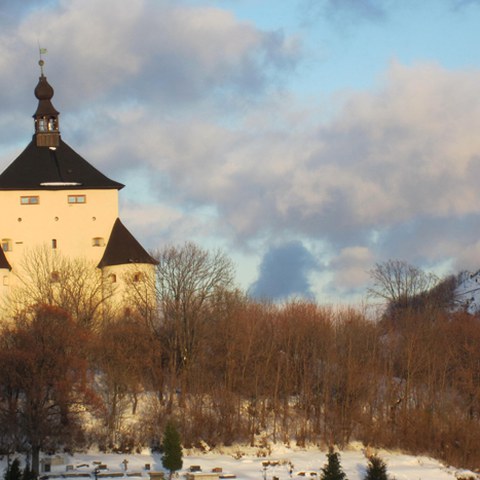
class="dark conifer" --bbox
[4,459,22,480]
[364,455,388,480]
[320,447,347,480]
[162,421,183,479]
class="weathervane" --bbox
[38,45,47,75]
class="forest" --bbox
[0,245,479,474]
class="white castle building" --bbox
[0,64,157,307]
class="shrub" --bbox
[364,455,388,480]
[320,448,347,480]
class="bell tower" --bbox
[33,58,60,147]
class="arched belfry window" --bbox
[48,117,57,131]
[37,118,46,132]
[37,116,58,132]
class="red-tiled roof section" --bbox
[0,138,124,190]
[0,248,12,270]
[98,218,158,268]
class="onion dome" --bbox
[34,74,55,101]
[34,75,60,117]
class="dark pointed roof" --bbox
[0,249,12,271]
[0,68,123,190]
[0,138,124,190]
[98,218,158,268]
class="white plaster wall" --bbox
[0,188,119,268]
[102,263,157,309]
[0,188,156,315]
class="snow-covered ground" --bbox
[14,444,477,480]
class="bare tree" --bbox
[92,312,157,447]
[2,246,114,327]
[368,259,439,314]
[0,305,95,474]
[153,242,235,372]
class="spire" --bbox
[33,55,60,148]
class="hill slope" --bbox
[454,270,480,314]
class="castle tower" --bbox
[0,60,157,308]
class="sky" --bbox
[1,0,480,304]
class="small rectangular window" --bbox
[1,239,12,252]
[20,196,39,205]
[92,237,105,247]
[52,239,57,249]
[68,195,86,204]
[133,272,143,283]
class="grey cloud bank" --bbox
[249,241,318,300]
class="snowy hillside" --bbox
[7,445,477,480]
[454,270,480,314]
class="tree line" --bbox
[0,245,479,473]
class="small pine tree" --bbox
[4,459,22,480]
[320,448,347,480]
[162,421,183,479]
[364,455,388,480]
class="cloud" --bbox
[56,60,480,300]
[249,241,319,300]
[159,62,480,246]
[0,0,44,25]
[14,0,300,108]
[374,214,480,269]
[141,61,480,297]
[121,200,217,249]
[299,0,480,29]
[450,0,480,10]
[0,0,300,159]
[301,0,392,25]
[323,0,390,21]
[328,246,375,294]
